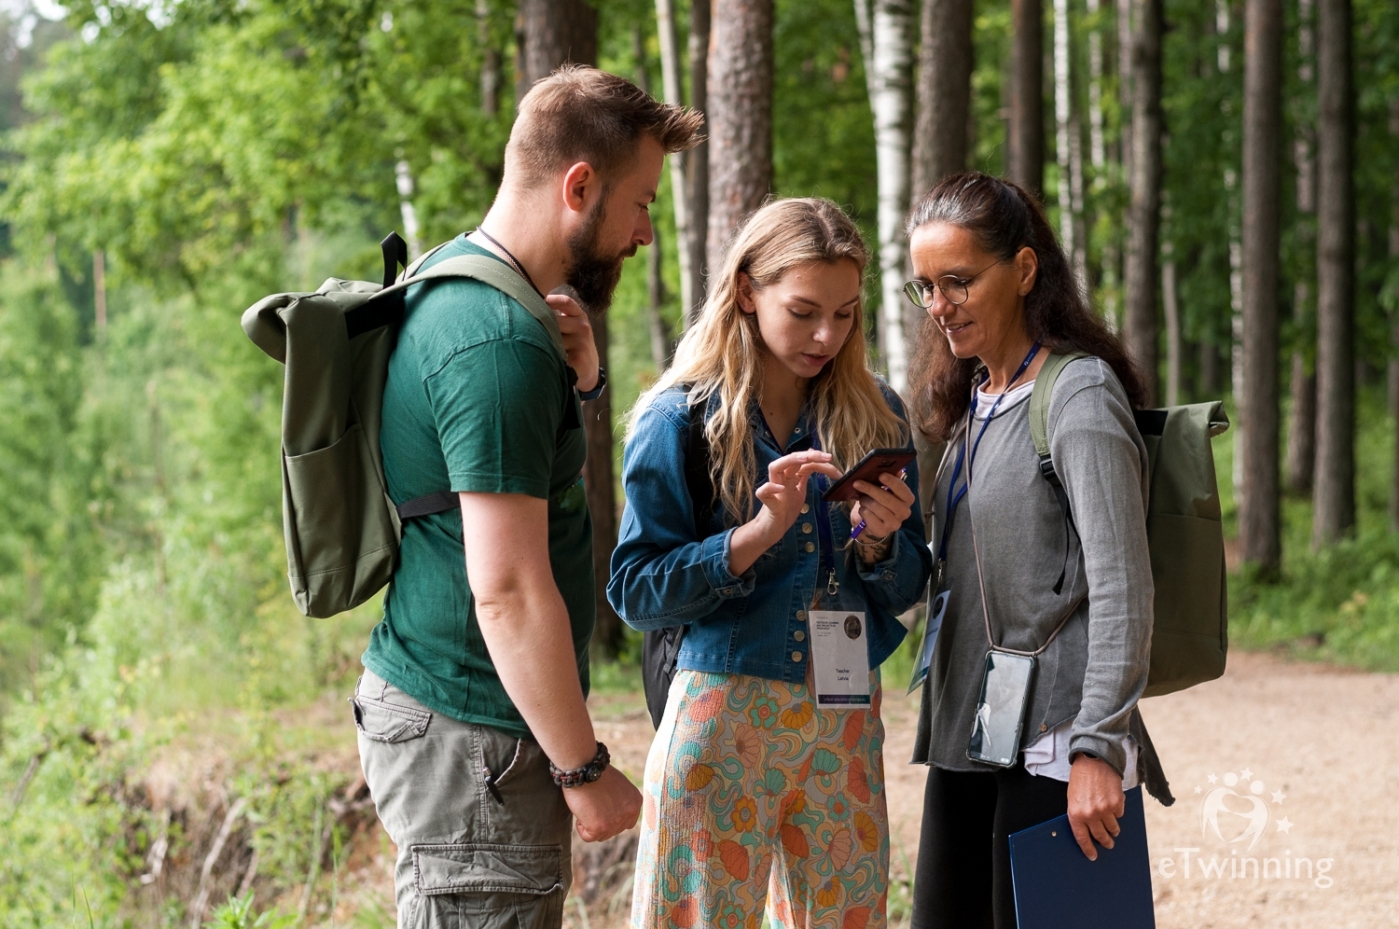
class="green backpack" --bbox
[241,233,566,618]
[1029,352,1231,698]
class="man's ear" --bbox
[1015,246,1039,296]
[561,161,599,215]
[736,273,757,315]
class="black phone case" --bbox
[967,650,1037,768]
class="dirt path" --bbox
[339,651,1399,927]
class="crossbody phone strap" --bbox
[962,386,1080,658]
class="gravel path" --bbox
[344,651,1399,927]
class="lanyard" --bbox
[810,432,840,598]
[936,341,1042,564]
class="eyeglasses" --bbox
[903,258,1007,309]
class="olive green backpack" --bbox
[1030,352,1231,698]
[241,233,566,618]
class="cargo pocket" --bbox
[408,843,564,929]
[351,694,431,744]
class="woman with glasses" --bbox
[902,172,1172,928]
[610,198,932,929]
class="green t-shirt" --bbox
[363,236,593,738]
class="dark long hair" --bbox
[905,172,1146,441]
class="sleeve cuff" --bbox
[1069,734,1126,777]
[700,528,757,599]
[856,531,902,582]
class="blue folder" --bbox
[1007,785,1155,929]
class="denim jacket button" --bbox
[804,542,815,553]
[792,651,803,662]
[801,504,810,514]
[801,523,813,534]
[794,630,806,642]
[796,610,807,621]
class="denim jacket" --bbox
[607,385,933,682]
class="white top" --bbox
[1023,719,1141,787]
[972,380,1036,420]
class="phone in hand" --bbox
[821,448,917,503]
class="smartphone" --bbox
[821,448,917,503]
[966,651,1036,767]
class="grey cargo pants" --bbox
[353,668,573,928]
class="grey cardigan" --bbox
[910,356,1172,803]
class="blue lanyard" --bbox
[810,432,840,598]
[936,341,1043,564]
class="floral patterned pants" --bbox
[630,669,888,929]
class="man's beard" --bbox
[565,198,635,313]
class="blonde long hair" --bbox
[630,197,908,523]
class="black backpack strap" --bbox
[643,387,714,730]
[683,388,715,538]
[396,491,458,521]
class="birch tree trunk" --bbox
[1009,0,1046,198]
[520,1,623,655]
[1053,0,1088,287]
[1312,0,1355,549]
[686,0,711,325]
[706,0,774,270]
[1122,0,1162,405]
[855,0,915,391]
[1286,0,1317,495]
[653,0,693,321]
[1162,233,1181,405]
[1238,0,1283,575]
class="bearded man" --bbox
[353,66,702,928]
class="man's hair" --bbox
[506,65,704,188]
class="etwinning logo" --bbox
[1156,766,1334,889]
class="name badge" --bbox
[809,610,871,708]
[907,589,950,694]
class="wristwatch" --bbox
[549,741,610,788]
[577,366,607,401]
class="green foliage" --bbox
[204,892,296,929]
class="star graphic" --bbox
[1195,786,1203,794]
[1241,767,1253,781]
[1272,790,1286,804]
[1276,817,1294,834]
[1207,773,1218,784]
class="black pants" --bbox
[910,764,1070,929]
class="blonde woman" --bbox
[609,198,933,929]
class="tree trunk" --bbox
[395,161,423,259]
[686,0,711,325]
[1311,0,1354,550]
[636,25,675,369]
[1052,0,1088,288]
[1238,0,1283,576]
[653,1,693,322]
[1085,0,1107,175]
[910,0,973,342]
[518,0,597,88]
[1286,0,1317,497]
[1162,238,1181,405]
[1288,351,1316,494]
[706,0,773,269]
[1009,0,1045,198]
[1389,99,1399,531]
[519,2,622,655]
[478,0,500,116]
[1122,0,1162,405]
[856,0,915,391]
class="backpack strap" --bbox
[1028,351,1088,595]
[683,388,715,538]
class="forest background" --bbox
[0,0,1396,925]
